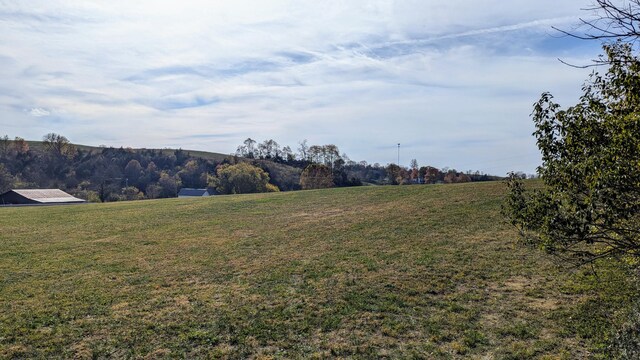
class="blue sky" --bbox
[0,1,603,174]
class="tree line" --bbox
[236,137,502,188]
[0,134,501,201]
[0,134,218,201]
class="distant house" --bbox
[178,188,210,198]
[0,189,87,206]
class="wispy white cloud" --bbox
[369,16,580,50]
[27,107,50,117]
[0,0,601,174]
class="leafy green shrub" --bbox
[213,162,277,194]
[503,42,640,267]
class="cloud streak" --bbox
[27,107,51,117]
[0,1,601,174]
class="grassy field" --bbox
[0,182,636,358]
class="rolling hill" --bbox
[25,140,234,163]
[0,182,635,358]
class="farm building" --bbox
[178,188,211,198]
[0,189,86,206]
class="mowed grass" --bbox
[0,182,636,359]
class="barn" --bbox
[0,189,87,206]
[178,188,210,198]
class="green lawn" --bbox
[0,182,635,358]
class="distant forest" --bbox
[0,134,502,202]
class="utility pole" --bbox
[397,143,400,166]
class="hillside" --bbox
[0,182,635,358]
[24,140,234,163]
[2,139,304,199]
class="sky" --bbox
[0,1,605,175]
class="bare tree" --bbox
[410,159,419,171]
[42,133,75,158]
[282,146,294,161]
[257,139,280,159]
[555,1,640,66]
[235,144,247,157]
[410,159,419,182]
[0,164,14,193]
[236,138,257,158]
[0,135,9,156]
[556,1,640,42]
[308,145,323,164]
[297,139,309,161]
[323,144,340,169]
[11,137,29,154]
[243,138,256,158]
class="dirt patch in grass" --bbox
[502,275,531,291]
[529,298,560,311]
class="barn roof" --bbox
[178,188,209,197]
[9,189,86,203]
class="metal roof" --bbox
[178,188,209,197]
[10,189,86,203]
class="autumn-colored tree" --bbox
[300,164,334,190]
[213,162,277,194]
[121,186,144,201]
[177,159,207,188]
[386,164,410,185]
[11,137,29,154]
[42,133,76,159]
[420,166,442,184]
[0,164,14,193]
[145,184,162,199]
[0,135,9,156]
[124,159,143,185]
[410,159,419,182]
[443,171,471,184]
[158,171,181,198]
